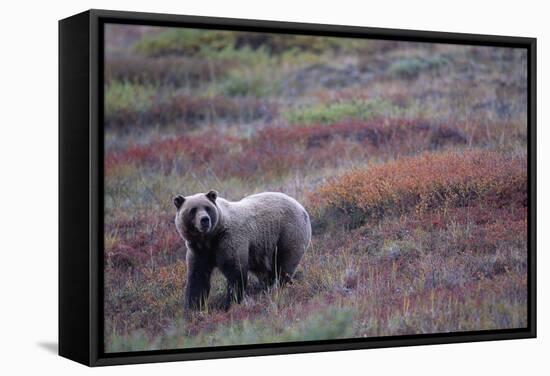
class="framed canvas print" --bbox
[59,9,536,366]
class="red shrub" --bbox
[309,150,527,227]
[105,133,240,175]
[105,119,507,182]
[105,213,184,269]
[106,94,277,129]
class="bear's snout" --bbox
[198,215,211,232]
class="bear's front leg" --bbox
[185,251,214,310]
[222,262,248,310]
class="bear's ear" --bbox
[173,195,185,209]
[206,190,218,203]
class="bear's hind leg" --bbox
[274,231,308,286]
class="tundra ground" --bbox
[103,25,528,351]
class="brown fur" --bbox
[174,190,311,310]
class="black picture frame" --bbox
[59,9,537,367]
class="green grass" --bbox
[133,28,238,57]
[107,306,356,352]
[283,99,415,125]
[217,68,278,97]
[388,55,450,79]
[133,27,365,58]
[202,45,273,66]
[104,81,157,116]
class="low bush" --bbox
[105,55,233,87]
[388,55,450,79]
[104,212,184,268]
[133,28,361,58]
[219,69,279,97]
[105,119,470,178]
[105,133,240,175]
[105,81,156,118]
[105,92,277,129]
[283,99,408,125]
[133,29,239,57]
[310,150,526,229]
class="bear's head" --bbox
[173,190,220,241]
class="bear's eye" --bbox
[205,206,212,214]
[189,207,197,216]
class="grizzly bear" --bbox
[174,190,311,310]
